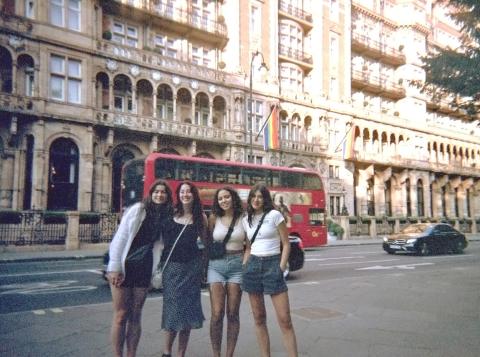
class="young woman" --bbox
[160,181,208,357]
[207,187,246,357]
[242,183,298,357]
[107,179,173,357]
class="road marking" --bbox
[0,269,99,278]
[0,280,97,295]
[33,310,46,315]
[307,256,364,261]
[50,308,63,313]
[317,259,398,267]
[356,262,434,271]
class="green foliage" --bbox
[327,219,344,237]
[423,0,480,113]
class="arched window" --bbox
[47,138,79,210]
[111,147,135,212]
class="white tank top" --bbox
[212,217,245,251]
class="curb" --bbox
[0,254,104,264]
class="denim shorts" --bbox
[241,254,288,295]
[207,253,243,285]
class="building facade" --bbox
[0,0,479,233]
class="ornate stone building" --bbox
[0,0,479,232]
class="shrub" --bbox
[327,219,345,237]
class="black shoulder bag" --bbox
[208,217,237,260]
[249,212,268,246]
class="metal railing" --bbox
[78,213,119,243]
[279,44,313,64]
[278,0,313,23]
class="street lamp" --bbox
[248,50,268,162]
[341,187,349,216]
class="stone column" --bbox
[79,126,94,211]
[208,99,213,127]
[173,94,177,121]
[109,83,114,110]
[32,119,46,209]
[357,165,374,216]
[150,135,158,152]
[152,88,158,118]
[65,211,80,250]
[374,167,391,216]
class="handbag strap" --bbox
[222,216,237,245]
[161,218,190,273]
[249,212,268,246]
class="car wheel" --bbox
[453,240,465,254]
[385,249,395,255]
[418,242,430,256]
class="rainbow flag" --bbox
[343,124,356,160]
[262,105,280,151]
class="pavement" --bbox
[0,234,478,263]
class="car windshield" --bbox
[400,224,431,234]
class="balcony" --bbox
[351,32,406,66]
[279,44,313,71]
[0,11,33,34]
[95,109,231,144]
[102,0,228,48]
[96,40,228,83]
[351,70,405,99]
[0,92,40,114]
[278,0,313,32]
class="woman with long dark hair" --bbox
[107,179,173,357]
[242,183,298,357]
[160,181,208,357]
[207,186,246,357]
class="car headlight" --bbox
[406,238,417,244]
[383,236,388,242]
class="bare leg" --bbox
[225,283,242,357]
[177,329,191,357]
[125,287,149,357]
[163,330,177,356]
[248,293,270,357]
[271,291,298,357]
[209,282,226,357]
[110,284,132,357]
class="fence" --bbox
[0,210,119,247]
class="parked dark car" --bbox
[382,223,468,255]
[102,235,305,282]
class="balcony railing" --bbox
[0,92,38,113]
[108,0,227,39]
[278,0,313,23]
[97,40,228,83]
[351,32,405,64]
[279,44,313,65]
[351,70,405,98]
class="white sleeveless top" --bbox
[212,217,245,251]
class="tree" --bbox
[422,0,480,115]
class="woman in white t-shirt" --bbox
[241,184,298,357]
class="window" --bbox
[50,55,81,103]
[25,66,34,96]
[247,100,264,136]
[250,5,261,40]
[330,0,339,21]
[192,46,211,67]
[279,21,303,51]
[112,22,138,48]
[280,63,303,93]
[192,0,210,30]
[25,0,35,18]
[154,35,177,58]
[50,0,80,31]
[328,165,339,178]
[329,195,341,216]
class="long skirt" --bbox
[161,256,204,331]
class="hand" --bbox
[108,272,124,287]
[279,263,287,272]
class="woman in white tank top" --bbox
[207,187,247,357]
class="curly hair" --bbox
[211,186,244,222]
[174,181,205,234]
[246,183,275,226]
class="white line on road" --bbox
[0,269,100,278]
[356,262,434,270]
[50,308,63,313]
[307,256,365,261]
[32,310,46,315]
[317,259,399,267]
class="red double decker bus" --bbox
[121,153,327,248]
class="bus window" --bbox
[304,173,323,190]
[155,158,175,179]
[212,165,228,183]
[227,167,241,184]
[242,168,266,186]
[280,171,302,188]
[270,170,281,187]
[177,161,196,180]
[198,165,211,182]
[309,208,325,226]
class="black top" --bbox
[161,218,200,263]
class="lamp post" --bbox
[248,50,268,163]
[341,187,349,216]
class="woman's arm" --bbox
[242,233,251,265]
[277,221,290,272]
